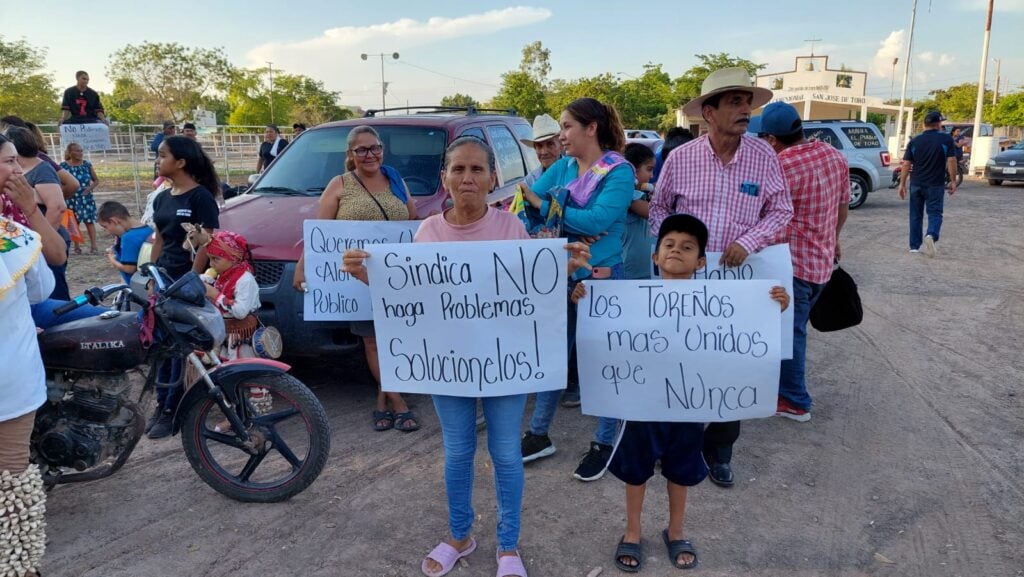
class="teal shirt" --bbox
[531,156,634,270]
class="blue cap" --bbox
[760,101,803,137]
[924,111,944,124]
[747,115,763,134]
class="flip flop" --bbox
[661,529,698,570]
[373,410,394,431]
[613,537,643,573]
[421,537,477,577]
[495,549,528,577]
[394,411,421,432]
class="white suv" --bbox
[802,120,893,209]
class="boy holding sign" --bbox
[604,215,788,572]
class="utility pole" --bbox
[992,58,1002,105]
[267,61,275,124]
[804,38,822,56]
[896,0,918,154]
[361,52,400,116]
[971,0,993,172]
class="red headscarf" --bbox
[207,231,254,304]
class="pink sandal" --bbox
[496,550,528,577]
[421,537,477,577]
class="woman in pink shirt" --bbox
[344,137,589,577]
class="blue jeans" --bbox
[432,394,527,552]
[778,278,825,410]
[529,265,622,446]
[31,299,109,330]
[909,184,945,249]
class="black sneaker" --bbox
[521,432,556,463]
[560,387,581,408]
[147,410,174,439]
[144,404,162,434]
[573,442,613,482]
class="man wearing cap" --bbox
[755,102,849,422]
[182,123,198,140]
[649,67,792,488]
[520,114,563,187]
[898,111,957,257]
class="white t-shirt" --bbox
[0,224,55,421]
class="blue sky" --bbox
[8,0,1023,111]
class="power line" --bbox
[392,60,500,89]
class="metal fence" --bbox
[36,124,290,212]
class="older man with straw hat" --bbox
[649,67,793,488]
[520,114,563,187]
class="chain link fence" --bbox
[36,124,292,212]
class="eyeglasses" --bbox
[351,144,383,157]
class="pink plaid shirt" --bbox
[772,140,849,284]
[649,134,792,254]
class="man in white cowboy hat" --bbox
[648,66,793,488]
[520,113,563,187]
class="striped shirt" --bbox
[772,140,850,284]
[649,134,792,253]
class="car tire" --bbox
[988,179,1002,186]
[849,174,869,209]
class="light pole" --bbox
[361,52,400,115]
[267,61,275,124]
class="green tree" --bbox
[440,93,480,108]
[489,70,547,120]
[989,92,1024,127]
[617,64,674,129]
[519,41,551,87]
[672,53,767,106]
[912,83,993,122]
[99,78,147,124]
[546,74,621,118]
[108,42,233,123]
[225,68,348,126]
[0,36,60,123]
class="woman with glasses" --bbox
[292,125,421,432]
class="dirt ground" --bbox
[46,179,1024,577]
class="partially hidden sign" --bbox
[302,220,420,321]
[59,123,110,152]
[366,238,568,397]
[576,279,782,423]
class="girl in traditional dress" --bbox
[203,230,260,360]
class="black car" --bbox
[985,142,1024,185]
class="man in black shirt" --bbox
[898,111,957,257]
[59,71,108,125]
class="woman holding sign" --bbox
[343,136,591,577]
[515,98,635,482]
[292,125,422,433]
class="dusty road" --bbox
[47,179,1024,576]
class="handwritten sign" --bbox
[577,279,782,422]
[302,220,420,321]
[366,239,568,397]
[59,123,110,152]
[652,243,794,359]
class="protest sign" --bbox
[59,123,110,152]
[366,238,568,397]
[576,279,782,422]
[302,220,420,321]
[652,243,794,358]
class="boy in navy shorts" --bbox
[607,214,789,572]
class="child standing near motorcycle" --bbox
[203,231,260,360]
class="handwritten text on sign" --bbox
[577,279,782,422]
[655,243,794,359]
[366,239,568,397]
[59,124,111,152]
[302,220,420,321]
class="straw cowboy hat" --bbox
[519,114,560,147]
[682,67,773,117]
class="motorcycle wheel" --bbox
[180,373,330,503]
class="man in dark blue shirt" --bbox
[898,111,956,257]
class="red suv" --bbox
[219,107,540,357]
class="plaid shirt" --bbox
[650,134,792,253]
[772,140,849,284]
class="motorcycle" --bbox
[889,157,967,189]
[32,264,331,503]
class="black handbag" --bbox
[809,266,863,332]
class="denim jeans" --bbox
[47,227,72,301]
[778,278,826,410]
[432,394,527,552]
[31,299,109,330]
[909,184,945,249]
[528,265,622,446]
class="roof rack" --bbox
[363,105,517,118]
[802,119,873,123]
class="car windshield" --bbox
[1011,142,1024,151]
[251,125,447,197]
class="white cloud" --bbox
[872,30,905,78]
[939,54,955,66]
[918,51,935,63]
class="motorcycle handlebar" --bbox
[140,263,168,292]
[54,296,87,316]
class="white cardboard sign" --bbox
[366,238,568,397]
[576,279,782,422]
[302,220,420,321]
[59,123,110,152]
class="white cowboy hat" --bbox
[682,67,773,117]
[519,114,560,147]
